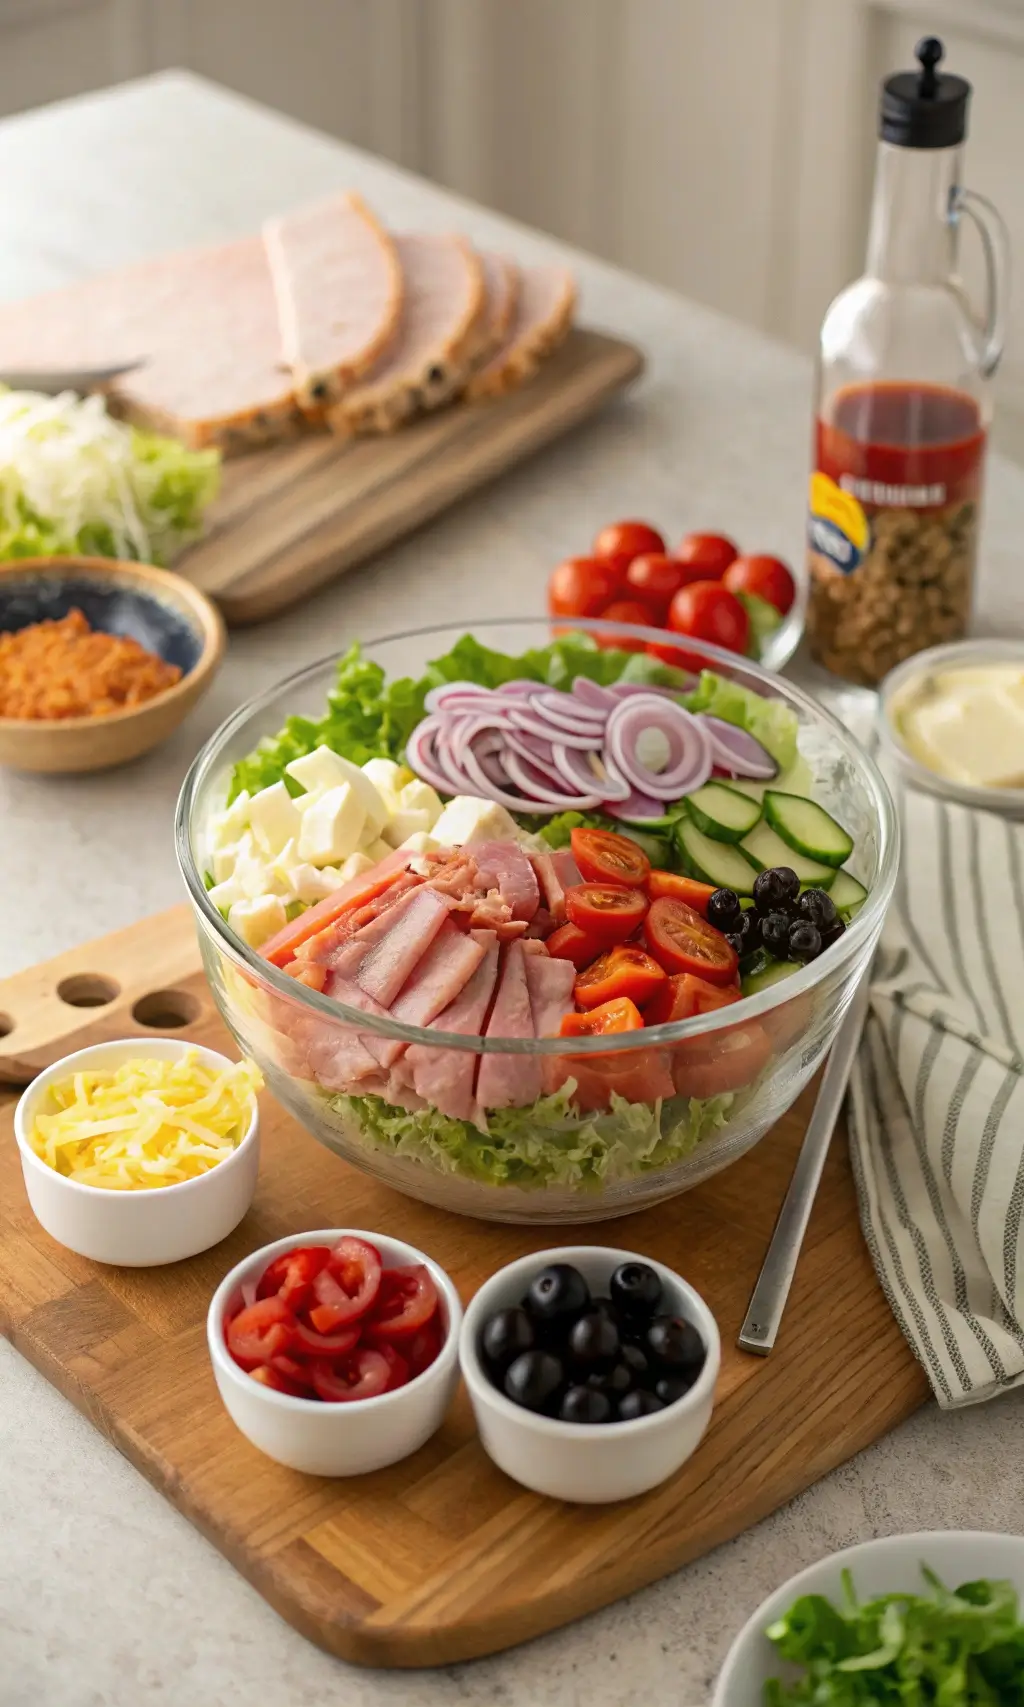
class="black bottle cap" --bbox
[880,37,970,149]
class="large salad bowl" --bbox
[177,617,897,1224]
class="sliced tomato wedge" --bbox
[644,896,738,985]
[256,1245,332,1311]
[372,1340,411,1392]
[671,1020,773,1098]
[644,973,741,1027]
[289,1317,361,1357]
[369,1264,439,1339]
[267,1352,317,1391]
[307,1235,382,1331]
[645,871,716,915]
[574,944,667,1011]
[309,1349,392,1403]
[557,998,673,1110]
[570,826,651,889]
[249,1364,310,1397]
[226,1296,295,1371]
[545,920,606,968]
[404,1321,444,1379]
[565,883,648,944]
[560,996,644,1037]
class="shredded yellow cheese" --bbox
[29,1050,263,1191]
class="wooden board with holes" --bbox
[0,907,928,1669]
[178,329,643,627]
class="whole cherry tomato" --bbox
[593,520,666,563]
[723,553,796,616]
[548,556,627,618]
[667,581,750,656]
[594,598,653,651]
[675,532,739,580]
[624,552,687,618]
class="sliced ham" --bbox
[405,934,500,1122]
[524,953,577,1039]
[464,264,576,401]
[551,848,583,890]
[267,847,417,965]
[264,192,403,414]
[303,1024,380,1090]
[325,233,487,437]
[337,885,454,1008]
[469,840,540,922]
[390,920,487,1029]
[476,941,541,1111]
[469,253,520,371]
[320,973,404,1069]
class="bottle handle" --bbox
[953,187,1011,378]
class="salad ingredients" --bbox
[675,532,739,578]
[29,1050,261,1190]
[561,997,644,1036]
[225,1234,443,1401]
[573,945,667,1010]
[0,608,182,720]
[565,883,648,943]
[645,896,739,984]
[623,553,688,617]
[571,824,650,887]
[481,1258,706,1422]
[548,556,626,619]
[667,581,750,658]
[764,1565,1024,1705]
[722,552,796,616]
[593,519,666,563]
[0,387,218,565]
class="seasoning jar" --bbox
[807,38,1009,688]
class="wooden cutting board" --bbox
[179,329,643,627]
[0,908,928,1669]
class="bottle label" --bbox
[807,473,869,574]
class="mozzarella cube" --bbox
[227,895,288,949]
[293,788,324,815]
[400,780,443,825]
[288,747,389,836]
[212,843,240,884]
[338,850,375,882]
[290,863,338,903]
[249,781,302,858]
[383,779,444,847]
[431,795,520,848]
[384,806,433,847]
[399,831,441,855]
[361,837,395,865]
[209,876,245,913]
[361,759,405,805]
[297,783,366,866]
[210,790,251,850]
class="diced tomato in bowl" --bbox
[207,1229,462,1476]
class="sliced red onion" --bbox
[552,743,631,803]
[607,682,685,700]
[700,715,778,779]
[503,750,601,810]
[605,696,712,800]
[508,707,602,750]
[406,715,462,794]
[533,690,607,731]
[476,750,511,788]
[499,679,542,698]
[606,791,670,823]
[505,729,569,788]
[572,677,619,711]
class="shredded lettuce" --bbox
[683,669,799,769]
[0,388,218,566]
[326,1080,735,1191]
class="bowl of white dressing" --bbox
[879,639,1024,816]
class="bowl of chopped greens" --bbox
[176,616,897,1223]
[713,1531,1024,1706]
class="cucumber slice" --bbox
[829,868,868,917]
[742,959,801,997]
[740,819,836,888]
[683,782,762,843]
[674,818,759,895]
[763,791,853,868]
[738,946,770,981]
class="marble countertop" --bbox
[2,70,1023,1707]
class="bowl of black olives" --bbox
[459,1246,720,1503]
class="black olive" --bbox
[797,888,837,931]
[524,1263,590,1327]
[503,1349,564,1412]
[646,1314,706,1373]
[654,1373,698,1405]
[559,1384,612,1424]
[481,1307,534,1374]
[760,909,792,958]
[620,1342,652,1384]
[617,1389,666,1420]
[586,1361,634,1396]
[609,1261,663,1319]
[820,915,847,950]
[788,920,823,963]
[706,888,741,931]
[753,867,800,913]
[568,1310,620,1372]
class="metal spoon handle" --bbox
[737,970,872,1355]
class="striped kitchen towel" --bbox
[847,735,1024,1407]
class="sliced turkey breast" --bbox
[476,941,542,1111]
[390,921,488,1030]
[325,233,486,437]
[264,192,403,415]
[523,953,577,1039]
[464,264,576,401]
[469,252,519,371]
[404,933,500,1122]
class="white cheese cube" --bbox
[289,863,338,903]
[209,876,245,913]
[212,843,240,883]
[384,806,433,847]
[399,779,443,824]
[210,790,251,850]
[362,837,395,865]
[431,795,520,848]
[297,784,366,866]
[361,759,405,805]
[383,779,445,847]
[288,747,389,835]
[249,781,302,858]
[398,831,441,855]
[227,895,288,949]
[294,788,324,815]
[338,850,375,882]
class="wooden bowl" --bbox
[0,556,225,774]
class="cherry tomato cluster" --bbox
[547,519,796,663]
[225,1236,443,1402]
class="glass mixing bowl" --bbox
[176,617,897,1224]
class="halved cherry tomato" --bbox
[571,825,650,889]
[547,555,628,619]
[289,1317,361,1357]
[671,1020,773,1098]
[574,945,667,1011]
[644,973,740,1026]
[226,1296,295,1371]
[307,1235,382,1332]
[668,581,750,656]
[593,520,665,563]
[545,920,606,968]
[370,1265,439,1339]
[267,1353,317,1391]
[723,553,796,616]
[624,552,687,618]
[373,1340,411,1391]
[405,1321,443,1378]
[645,871,715,915]
[565,883,648,943]
[560,997,644,1037]
[256,1245,331,1311]
[644,897,738,985]
[249,1364,309,1397]
[594,599,651,651]
[675,532,739,579]
[309,1349,392,1403]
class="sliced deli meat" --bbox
[389,921,488,1029]
[468,840,540,923]
[339,885,454,1008]
[523,952,577,1039]
[326,233,487,437]
[470,253,520,371]
[476,941,542,1111]
[264,192,403,414]
[404,933,500,1121]
[464,264,576,401]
